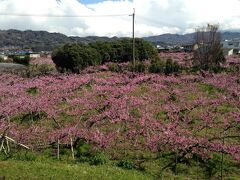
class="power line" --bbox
[0,13,131,18]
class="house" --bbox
[221,39,240,56]
[223,49,234,56]
[156,45,167,52]
[8,51,28,59]
[0,54,8,61]
[182,43,198,52]
[28,53,41,58]
[8,51,41,59]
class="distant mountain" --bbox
[144,33,195,45]
[1,29,240,51]
[221,31,240,40]
[0,29,117,51]
[144,32,240,45]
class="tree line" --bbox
[52,38,157,73]
[52,24,227,74]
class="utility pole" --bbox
[132,8,135,67]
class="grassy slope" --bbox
[1,150,239,180]
[0,160,153,180]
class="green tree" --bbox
[135,38,158,60]
[0,57,4,62]
[52,43,101,73]
[52,39,157,73]
[89,41,111,63]
[13,55,30,66]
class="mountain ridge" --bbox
[0,29,119,51]
[143,31,240,45]
[1,29,240,51]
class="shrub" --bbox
[107,63,122,72]
[75,141,93,163]
[149,57,165,73]
[26,64,56,77]
[211,66,225,73]
[164,59,180,75]
[15,112,46,124]
[13,55,30,66]
[26,87,38,95]
[169,93,177,101]
[128,60,146,73]
[12,151,37,161]
[0,57,3,62]
[75,139,92,158]
[75,139,108,165]
[89,153,108,166]
[149,58,181,75]
[117,159,135,170]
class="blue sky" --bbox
[0,0,240,37]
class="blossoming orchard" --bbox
[0,54,240,178]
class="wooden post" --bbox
[1,140,7,156]
[57,139,60,160]
[0,136,4,152]
[0,137,5,152]
[70,137,75,160]
[6,138,10,153]
[0,134,30,155]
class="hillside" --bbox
[144,31,240,45]
[0,29,117,51]
[144,33,195,45]
[1,29,240,51]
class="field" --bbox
[0,160,152,180]
[0,55,240,179]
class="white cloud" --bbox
[0,0,240,37]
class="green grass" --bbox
[216,104,239,114]
[1,154,239,180]
[0,160,153,180]
[198,83,226,96]
[26,87,39,95]
[130,84,149,96]
[1,138,239,180]
[129,108,142,118]
[154,111,168,121]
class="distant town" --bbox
[156,38,240,56]
[1,38,240,63]
[0,50,52,62]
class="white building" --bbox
[0,54,8,61]
[223,49,234,56]
[221,39,240,56]
[29,53,41,58]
